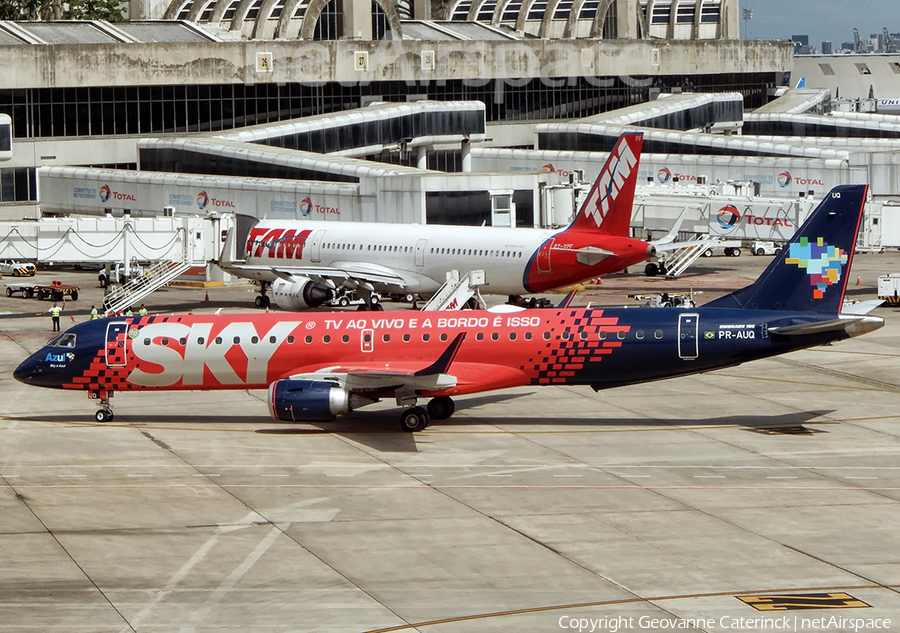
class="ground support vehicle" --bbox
[6,280,79,301]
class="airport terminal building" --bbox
[0,0,792,215]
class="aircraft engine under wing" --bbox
[270,277,334,310]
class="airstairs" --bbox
[420,270,486,311]
[102,259,192,315]
[662,234,720,279]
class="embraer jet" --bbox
[218,133,657,310]
[16,185,882,431]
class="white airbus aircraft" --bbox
[218,133,661,311]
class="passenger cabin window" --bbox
[423,333,431,342]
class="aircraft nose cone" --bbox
[14,354,44,386]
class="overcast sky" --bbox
[740,0,899,47]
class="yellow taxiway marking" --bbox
[361,585,890,632]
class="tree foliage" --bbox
[0,0,125,22]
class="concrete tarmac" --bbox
[1,255,900,632]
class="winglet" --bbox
[557,290,577,308]
[414,332,466,376]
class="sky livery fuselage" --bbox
[14,184,883,430]
[9,306,868,395]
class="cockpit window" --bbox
[50,333,77,348]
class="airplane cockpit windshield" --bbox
[47,333,77,348]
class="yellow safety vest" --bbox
[50,307,61,317]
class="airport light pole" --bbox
[742,8,752,40]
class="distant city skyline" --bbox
[740,0,899,49]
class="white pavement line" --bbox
[126,474,153,478]
[178,525,285,633]
[845,476,878,480]
[129,534,220,630]
[694,475,725,479]
[58,474,86,478]
[487,474,513,478]
[767,476,799,479]
[261,474,290,477]
[553,475,583,478]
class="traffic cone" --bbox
[857,275,861,286]
[204,290,209,302]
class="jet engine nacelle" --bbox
[267,379,374,421]
[271,277,333,311]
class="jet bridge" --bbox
[0,213,232,306]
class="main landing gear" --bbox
[90,390,115,422]
[255,281,271,308]
[398,396,455,432]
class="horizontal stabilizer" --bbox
[768,314,883,337]
[841,299,884,315]
[768,318,860,336]
[553,245,614,266]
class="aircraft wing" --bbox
[287,333,466,396]
[222,262,410,289]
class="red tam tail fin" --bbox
[563,132,643,237]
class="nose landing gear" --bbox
[90,390,115,422]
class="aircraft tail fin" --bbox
[705,185,867,314]
[561,132,643,237]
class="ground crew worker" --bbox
[125,307,133,316]
[139,304,148,316]
[49,302,63,331]
[90,305,99,320]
